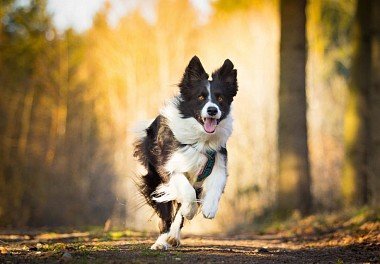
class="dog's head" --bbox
[178,56,238,134]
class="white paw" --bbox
[150,233,170,250]
[202,199,218,219]
[150,242,169,250]
[181,201,198,220]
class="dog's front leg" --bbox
[201,153,227,219]
[153,173,197,220]
[173,173,198,220]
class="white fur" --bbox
[201,81,222,119]
[151,206,186,250]
[150,233,169,250]
[201,152,227,219]
[207,81,211,101]
[167,207,185,243]
[152,172,197,220]
[164,145,207,182]
[152,173,195,204]
[201,101,222,120]
[160,96,233,151]
[151,180,178,203]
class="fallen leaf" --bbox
[0,246,8,254]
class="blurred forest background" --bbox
[0,0,379,233]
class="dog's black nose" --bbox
[207,106,218,116]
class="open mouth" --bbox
[199,117,220,133]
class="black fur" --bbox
[133,115,182,233]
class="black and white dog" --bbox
[134,56,238,249]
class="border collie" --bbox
[133,56,238,250]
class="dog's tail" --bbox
[133,133,173,219]
[137,164,163,209]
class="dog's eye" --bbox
[198,95,205,101]
[217,96,223,103]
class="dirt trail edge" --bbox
[0,230,378,263]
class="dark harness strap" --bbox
[196,150,217,182]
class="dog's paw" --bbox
[150,242,169,250]
[181,201,198,220]
[202,199,218,219]
[150,233,170,250]
[166,235,181,247]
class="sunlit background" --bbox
[1,0,377,233]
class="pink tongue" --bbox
[204,118,217,133]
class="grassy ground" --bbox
[0,208,378,263]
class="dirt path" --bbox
[0,229,379,263]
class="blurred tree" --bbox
[343,0,371,206]
[369,0,380,207]
[307,0,355,211]
[213,0,264,12]
[0,0,57,226]
[278,0,312,216]
[0,0,13,42]
[344,0,380,208]
[0,0,116,227]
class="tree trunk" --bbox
[369,0,380,207]
[18,85,35,159]
[278,0,312,216]
[343,0,371,206]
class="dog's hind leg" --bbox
[166,206,185,247]
[166,188,202,247]
[153,186,202,249]
[150,202,173,250]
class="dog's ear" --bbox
[212,59,238,97]
[212,59,237,85]
[179,56,209,91]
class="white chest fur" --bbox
[164,146,208,184]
